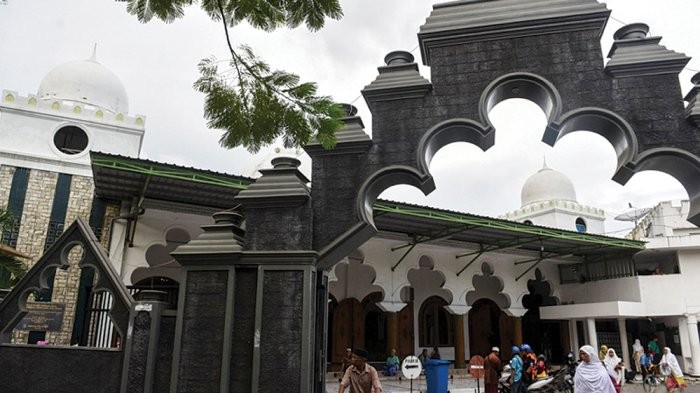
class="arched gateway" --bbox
[52,1,697,392]
[164,1,699,391]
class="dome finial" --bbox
[521,161,577,207]
[90,43,98,62]
[37,50,129,113]
[542,156,548,169]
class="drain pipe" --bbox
[107,199,145,281]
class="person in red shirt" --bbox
[535,354,548,379]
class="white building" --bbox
[501,160,606,234]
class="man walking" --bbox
[485,346,502,393]
[339,348,382,393]
[510,346,524,393]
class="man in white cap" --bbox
[484,346,502,393]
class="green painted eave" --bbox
[373,201,644,250]
[90,152,255,211]
[89,152,642,252]
[91,153,252,190]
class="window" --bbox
[54,125,88,155]
[575,217,587,233]
[523,220,533,225]
[419,296,453,347]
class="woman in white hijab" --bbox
[604,348,624,386]
[574,345,617,393]
[660,347,687,391]
[633,339,644,373]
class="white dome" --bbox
[37,51,128,114]
[521,163,577,207]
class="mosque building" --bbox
[500,160,605,234]
[1,52,700,377]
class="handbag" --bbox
[610,376,621,393]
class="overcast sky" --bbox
[1,0,698,236]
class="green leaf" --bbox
[0,208,27,289]
[286,82,317,100]
[0,208,13,233]
[121,0,346,152]
[284,0,343,31]
[225,0,285,31]
[195,45,343,153]
[266,71,300,88]
[122,0,193,23]
[0,253,26,289]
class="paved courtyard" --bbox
[325,375,700,393]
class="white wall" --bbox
[0,94,144,176]
[501,201,606,234]
[328,234,566,359]
[557,276,642,304]
[111,207,209,285]
[554,274,686,316]
[679,249,700,315]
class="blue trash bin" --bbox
[424,359,450,393]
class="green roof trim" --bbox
[373,201,645,250]
[89,152,644,252]
[91,155,252,190]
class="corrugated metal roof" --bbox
[91,151,254,211]
[373,200,644,258]
[90,152,643,257]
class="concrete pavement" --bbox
[325,374,700,393]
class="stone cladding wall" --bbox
[15,169,57,264]
[0,167,104,345]
[0,165,14,209]
[46,174,95,345]
[101,202,121,250]
[7,168,57,343]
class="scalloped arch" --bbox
[16,265,63,312]
[548,107,639,173]
[465,262,510,308]
[416,118,495,175]
[614,147,700,225]
[0,219,133,343]
[479,72,563,141]
[355,165,434,226]
[318,166,434,269]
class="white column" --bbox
[569,319,579,352]
[686,314,700,376]
[618,318,630,371]
[586,318,598,351]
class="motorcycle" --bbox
[498,365,512,393]
[527,365,574,393]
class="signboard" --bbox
[401,356,423,380]
[17,302,65,332]
[469,355,485,378]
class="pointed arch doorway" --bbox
[468,298,514,357]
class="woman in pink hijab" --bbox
[574,345,617,393]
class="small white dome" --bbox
[521,162,577,207]
[37,50,128,114]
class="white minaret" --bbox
[0,47,145,176]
